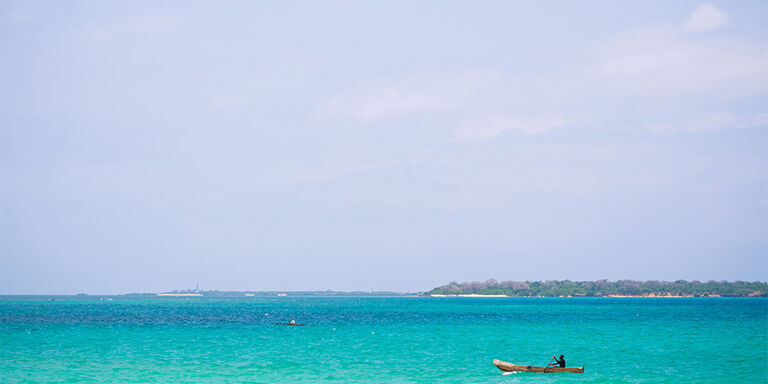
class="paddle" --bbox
[545,356,556,369]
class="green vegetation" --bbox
[426,279,768,297]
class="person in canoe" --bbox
[289,318,295,325]
[548,354,566,368]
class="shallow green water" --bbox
[1,297,766,383]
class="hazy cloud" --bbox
[455,114,567,142]
[648,113,768,134]
[321,87,454,120]
[596,26,768,97]
[685,3,728,32]
[317,72,501,121]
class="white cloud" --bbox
[685,3,729,32]
[321,87,454,120]
[294,158,398,183]
[455,114,567,142]
[647,112,768,134]
[596,27,768,97]
[317,72,501,121]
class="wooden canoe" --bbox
[274,322,305,326]
[494,359,584,373]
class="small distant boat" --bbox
[493,359,584,373]
[274,322,305,326]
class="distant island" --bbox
[118,280,767,298]
[426,279,767,297]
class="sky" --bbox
[1,1,766,294]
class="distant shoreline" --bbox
[428,294,726,298]
[427,279,768,298]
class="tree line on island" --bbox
[426,279,767,297]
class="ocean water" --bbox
[1,296,766,383]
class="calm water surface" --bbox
[1,296,766,383]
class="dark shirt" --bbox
[555,358,565,367]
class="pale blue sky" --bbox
[1,1,766,294]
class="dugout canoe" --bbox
[493,359,584,373]
[274,322,305,326]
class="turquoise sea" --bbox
[1,296,766,383]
